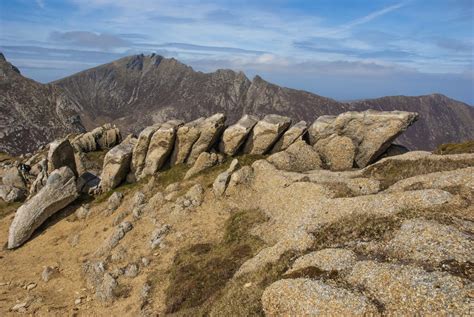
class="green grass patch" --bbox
[155,163,190,188]
[208,251,297,317]
[93,177,148,205]
[434,140,474,155]
[187,154,265,187]
[164,209,267,314]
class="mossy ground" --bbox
[164,209,267,315]
[93,177,149,204]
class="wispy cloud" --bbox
[343,2,405,29]
[1,0,472,103]
[49,31,130,50]
[315,2,406,37]
[35,0,45,9]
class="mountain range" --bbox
[1,53,473,155]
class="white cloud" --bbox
[36,0,45,8]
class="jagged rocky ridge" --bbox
[1,53,473,156]
[1,109,473,315]
[4,110,418,248]
[55,54,474,151]
[0,53,85,155]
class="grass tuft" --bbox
[164,209,267,314]
[363,156,474,188]
[434,140,474,155]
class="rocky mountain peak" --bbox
[1,53,473,155]
[0,52,21,78]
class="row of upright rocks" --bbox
[5,110,417,249]
[100,110,418,191]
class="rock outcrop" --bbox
[100,139,136,192]
[7,166,79,248]
[184,152,221,180]
[347,261,471,315]
[169,118,205,166]
[310,110,418,167]
[267,140,322,172]
[314,134,355,171]
[47,138,77,175]
[0,185,25,203]
[243,115,292,155]
[72,124,121,153]
[142,120,182,177]
[2,166,27,190]
[262,279,377,316]
[213,159,240,197]
[187,113,225,164]
[271,120,307,153]
[285,248,357,275]
[219,114,258,155]
[130,124,161,180]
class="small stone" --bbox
[107,192,124,213]
[26,283,37,291]
[42,266,58,282]
[124,263,139,278]
[75,298,82,305]
[244,282,252,288]
[141,257,150,267]
[11,302,28,311]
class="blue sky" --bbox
[1,0,473,104]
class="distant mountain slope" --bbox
[55,54,474,150]
[55,54,351,134]
[351,94,474,150]
[1,53,473,154]
[0,53,85,155]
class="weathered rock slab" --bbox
[142,120,182,176]
[314,134,355,171]
[347,261,471,315]
[213,159,239,197]
[187,113,226,164]
[286,248,357,275]
[169,117,205,166]
[262,279,377,316]
[271,120,307,153]
[243,114,291,155]
[0,184,26,203]
[384,219,473,265]
[100,139,136,192]
[8,166,79,248]
[47,138,77,175]
[184,152,221,179]
[130,124,161,179]
[308,110,418,167]
[219,114,258,156]
[267,140,321,172]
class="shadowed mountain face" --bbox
[1,53,473,154]
[55,54,351,134]
[351,95,474,150]
[0,54,85,155]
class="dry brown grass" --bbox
[434,140,474,155]
[362,157,474,188]
[164,209,267,314]
[0,201,21,221]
